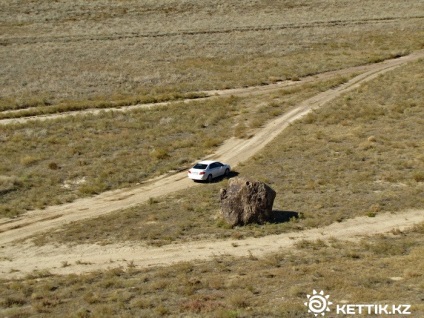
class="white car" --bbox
[188,160,231,182]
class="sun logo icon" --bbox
[304,290,333,317]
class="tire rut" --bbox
[1,209,423,278]
[2,16,422,46]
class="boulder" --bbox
[220,177,276,226]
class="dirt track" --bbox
[1,50,424,277]
[1,209,423,278]
[0,53,418,126]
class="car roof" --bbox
[196,160,218,165]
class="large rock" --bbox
[220,177,276,226]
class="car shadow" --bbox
[194,171,239,183]
[225,171,239,180]
[271,210,300,224]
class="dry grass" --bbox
[1,223,423,317]
[28,58,424,247]
[1,0,422,217]
[1,1,424,317]
[1,0,423,113]
[0,97,236,216]
[0,91,207,120]
[0,78,345,217]
[238,59,424,228]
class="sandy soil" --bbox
[1,209,423,278]
[1,50,424,277]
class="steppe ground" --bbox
[1,0,424,317]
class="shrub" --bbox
[20,155,40,166]
[0,175,21,194]
[48,162,59,170]
[78,181,108,195]
[413,172,424,182]
[1,296,27,308]
[150,148,169,160]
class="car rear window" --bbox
[193,163,208,169]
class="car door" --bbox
[209,162,220,178]
[215,162,224,176]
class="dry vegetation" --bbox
[2,224,423,317]
[1,0,424,317]
[240,59,424,227]
[29,59,424,247]
[1,0,423,114]
[0,78,346,217]
[0,96,235,216]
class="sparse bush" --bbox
[228,291,250,309]
[1,296,27,308]
[48,162,59,170]
[155,304,170,315]
[130,298,152,309]
[33,295,62,313]
[204,137,222,148]
[61,261,71,268]
[413,172,424,182]
[234,123,248,139]
[150,148,169,160]
[74,308,92,318]
[78,181,108,195]
[83,292,101,304]
[20,155,40,166]
[148,197,159,205]
[295,238,329,250]
[0,175,21,194]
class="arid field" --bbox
[0,0,424,317]
[1,0,423,113]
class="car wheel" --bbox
[224,168,230,177]
[207,174,213,183]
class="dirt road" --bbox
[1,52,421,126]
[1,209,423,278]
[1,50,424,277]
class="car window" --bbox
[209,163,217,169]
[193,163,207,169]
[216,162,223,167]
